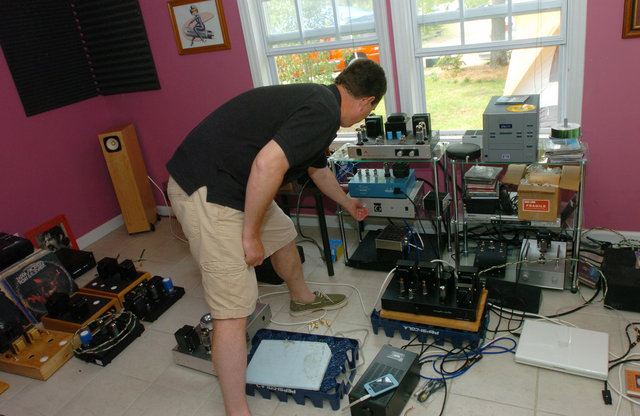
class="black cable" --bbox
[609,322,640,364]
[415,176,435,191]
[294,178,324,258]
[397,188,440,260]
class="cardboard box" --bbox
[503,164,581,222]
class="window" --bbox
[238,0,395,129]
[391,0,586,132]
[239,1,586,134]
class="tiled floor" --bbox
[1,217,639,416]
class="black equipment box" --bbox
[55,248,96,279]
[602,248,640,313]
[474,240,508,277]
[348,345,420,416]
[484,277,541,313]
[0,232,34,271]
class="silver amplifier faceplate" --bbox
[345,131,439,160]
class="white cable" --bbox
[341,394,371,411]
[371,267,397,315]
[147,175,188,244]
[608,354,640,411]
[430,258,454,269]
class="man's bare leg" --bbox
[269,240,315,303]
[212,317,252,416]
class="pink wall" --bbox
[1,0,639,242]
[581,1,640,231]
[0,0,253,239]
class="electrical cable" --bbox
[293,178,325,258]
[147,175,188,244]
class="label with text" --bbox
[522,199,550,212]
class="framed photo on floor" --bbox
[168,0,231,55]
[26,214,78,252]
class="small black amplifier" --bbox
[0,232,34,270]
[485,277,541,313]
[474,240,508,277]
[602,248,640,313]
[55,248,96,279]
[348,345,420,416]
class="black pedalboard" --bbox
[381,260,481,321]
[348,345,420,416]
[73,311,145,366]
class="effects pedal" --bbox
[381,259,481,321]
[122,275,185,322]
[0,323,73,380]
[73,310,144,366]
[41,291,120,333]
[80,257,151,308]
[172,302,271,375]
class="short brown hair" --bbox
[334,58,387,106]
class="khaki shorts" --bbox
[167,176,297,319]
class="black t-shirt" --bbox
[166,83,341,211]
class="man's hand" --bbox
[345,197,369,221]
[242,234,265,266]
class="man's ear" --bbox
[360,96,375,110]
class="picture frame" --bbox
[623,0,640,38]
[26,214,78,252]
[168,0,231,55]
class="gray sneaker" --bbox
[290,291,348,316]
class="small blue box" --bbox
[329,239,343,262]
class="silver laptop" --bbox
[515,319,609,380]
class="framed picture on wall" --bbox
[168,0,231,54]
[623,0,640,38]
[26,214,78,252]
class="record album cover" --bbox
[1,249,77,323]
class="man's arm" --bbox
[243,140,290,266]
[307,166,369,221]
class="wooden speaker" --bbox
[99,123,157,234]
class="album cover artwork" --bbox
[1,249,77,323]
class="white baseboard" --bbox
[157,205,173,217]
[76,215,124,249]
